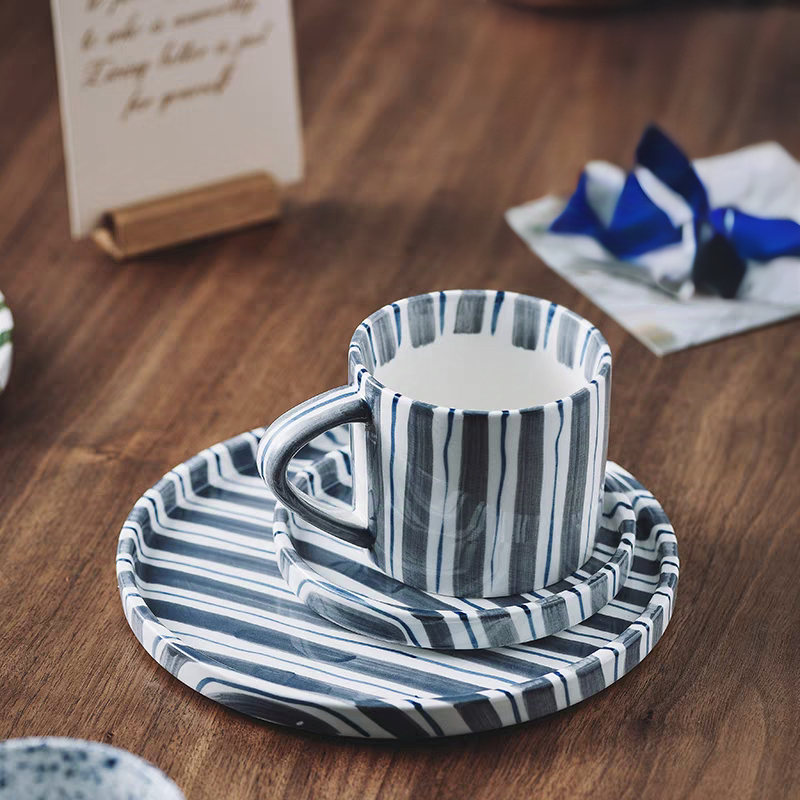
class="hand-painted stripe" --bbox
[368,390,384,550]
[372,308,397,365]
[508,408,544,592]
[401,403,434,588]
[560,388,591,574]
[491,290,505,334]
[362,322,378,365]
[580,327,594,366]
[454,291,486,334]
[543,302,557,349]
[452,413,489,596]
[511,294,541,350]
[388,394,400,576]
[392,302,402,345]
[556,312,580,367]
[435,409,456,594]
[543,400,565,584]
[489,411,509,586]
[408,294,436,347]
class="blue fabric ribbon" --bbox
[550,125,800,297]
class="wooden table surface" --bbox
[2,1,799,798]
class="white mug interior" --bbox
[373,334,587,410]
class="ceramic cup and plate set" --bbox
[117,290,679,739]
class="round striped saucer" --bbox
[274,452,638,650]
[116,427,679,739]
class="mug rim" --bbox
[348,289,611,415]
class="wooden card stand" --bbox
[91,172,281,260]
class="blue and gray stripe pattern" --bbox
[118,428,679,739]
[346,290,612,596]
[273,448,637,650]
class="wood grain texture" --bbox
[1,1,799,798]
[93,173,281,260]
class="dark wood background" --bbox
[2,1,799,798]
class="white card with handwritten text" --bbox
[51,0,304,237]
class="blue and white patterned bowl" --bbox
[0,738,184,800]
[0,290,13,394]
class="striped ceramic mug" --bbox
[258,290,611,598]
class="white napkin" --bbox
[507,142,800,355]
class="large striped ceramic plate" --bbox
[116,427,679,739]
[274,453,637,649]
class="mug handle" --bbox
[257,386,373,548]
